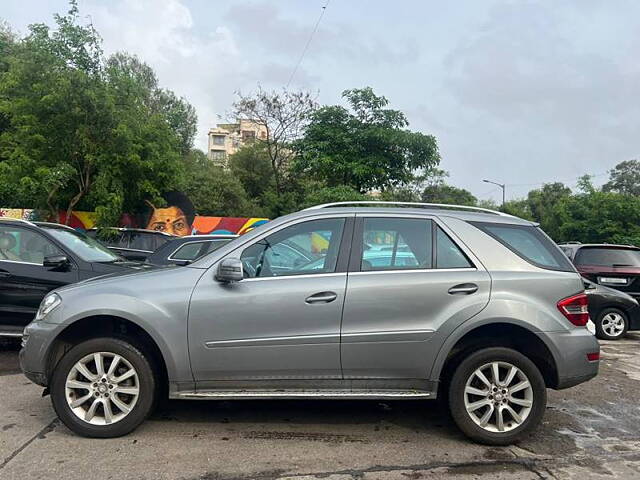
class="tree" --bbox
[0,2,192,225]
[228,143,275,200]
[422,184,477,206]
[232,86,317,195]
[181,149,256,217]
[603,160,640,196]
[294,87,441,193]
[300,184,367,209]
[526,182,571,238]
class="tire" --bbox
[448,347,547,445]
[50,337,156,438]
[595,308,628,340]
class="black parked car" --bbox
[585,279,640,340]
[86,227,176,261]
[145,234,237,266]
[0,219,151,337]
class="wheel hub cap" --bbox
[463,361,534,433]
[64,352,140,426]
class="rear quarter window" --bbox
[471,222,574,272]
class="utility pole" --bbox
[483,179,506,207]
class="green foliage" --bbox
[0,3,194,225]
[294,87,440,193]
[228,143,275,200]
[300,184,367,209]
[180,149,257,217]
[422,184,477,206]
[603,159,640,196]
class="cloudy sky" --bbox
[3,0,639,201]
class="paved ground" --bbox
[2,335,640,480]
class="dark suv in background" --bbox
[87,227,176,261]
[0,219,149,337]
[559,243,640,298]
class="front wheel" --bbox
[449,347,547,445]
[50,337,156,438]
[595,308,628,340]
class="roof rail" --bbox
[304,201,515,217]
[0,217,36,226]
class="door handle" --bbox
[448,283,478,295]
[305,291,337,304]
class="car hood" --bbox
[57,262,165,293]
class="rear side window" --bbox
[471,222,574,272]
[361,218,432,271]
[436,227,473,268]
[171,241,207,261]
[575,247,640,267]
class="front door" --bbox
[340,214,491,379]
[188,215,352,382]
[0,224,78,332]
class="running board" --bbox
[176,390,433,400]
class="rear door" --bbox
[340,213,491,379]
[0,224,79,331]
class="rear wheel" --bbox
[449,347,546,445]
[595,308,628,340]
[50,337,155,438]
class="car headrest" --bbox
[0,233,17,251]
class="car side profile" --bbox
[584,278,640,340]
[20,202,599,444]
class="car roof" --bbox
[558,243,639,250]
[88,227,176,236]
[282,204,535,226]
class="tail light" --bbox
[557,293,589,326]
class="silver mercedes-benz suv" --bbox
[19,202,599,444]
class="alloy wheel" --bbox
[65,352,140,426]
[601,312,625,337]
[463,361,533,433]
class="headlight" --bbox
[35,293,61,321]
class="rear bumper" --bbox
[537,328,600,390]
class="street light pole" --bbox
[483,179,506,207]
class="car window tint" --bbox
[129,232,156,251]
[0,225,63,264]
[240,218,344,278]
[171,242,206,261]
[361,218,432,271]
[473,222,573,272]
[206,239,232,253]
[575,247,640,267]
[436,227,472,268]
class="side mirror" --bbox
[43,255,70,270]
[216,258,243,283]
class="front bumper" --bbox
[538,328,600,390]
[19,320,65,387]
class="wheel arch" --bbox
[45,315,170,391]
[432,321,560,391]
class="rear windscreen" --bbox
[575,247,640,267]
[471,222,575,272]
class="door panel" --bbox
[340,215,491,379]
[188,273,346,380]
[188,216,352,382]
[341,269,490,378]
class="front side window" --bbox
[0,225,63,264]
[472,222,574,271]
[42,227,120,263]
[361,218,432,271]
[240,218,345,278]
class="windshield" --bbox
[575,247,640,267]
[42,227,121,263]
